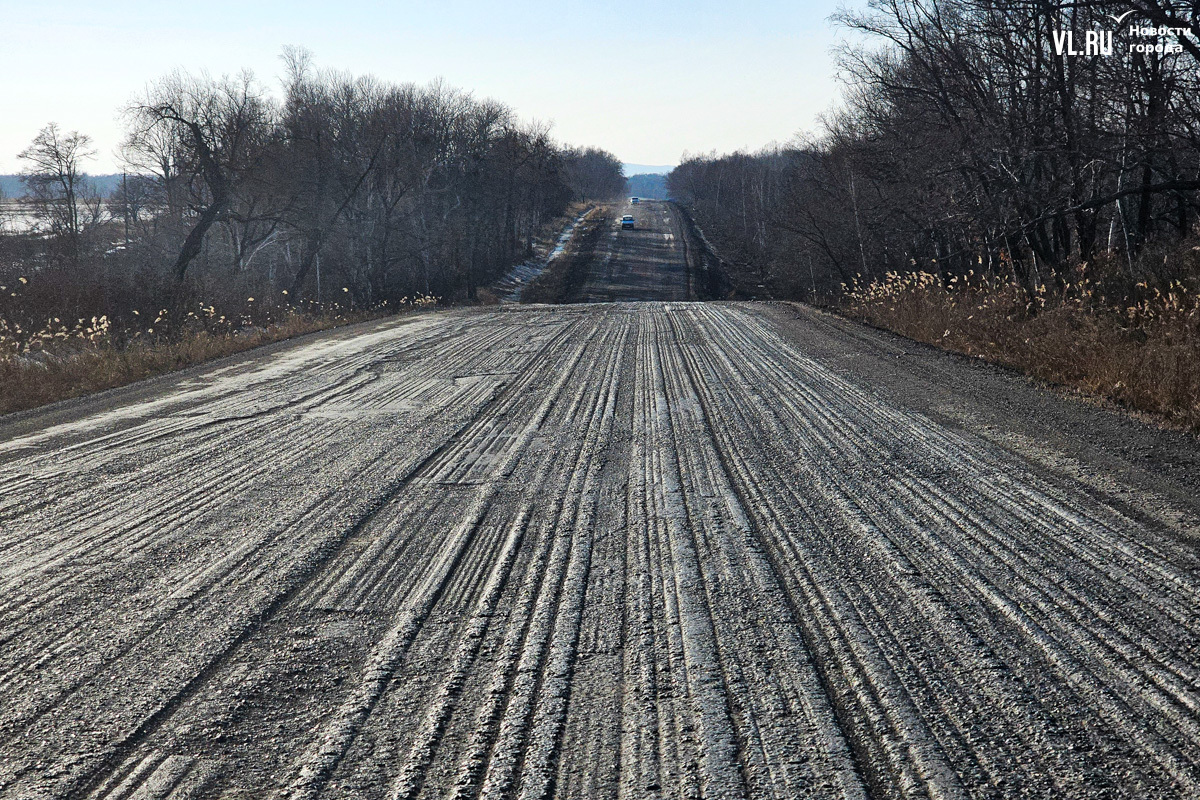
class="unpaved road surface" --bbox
[577,200,689,302]
[4,205,1200,800]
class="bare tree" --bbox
[18,123,100,261]
[2,53,595,326]
[124,70,276,280]
[670,1,1200,301]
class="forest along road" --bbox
[4,220,1200,800]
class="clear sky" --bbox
[0,0,861,173]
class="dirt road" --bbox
[3,203,1200,799]
[577,200,690,302]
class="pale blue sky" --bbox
[0,0,861,173]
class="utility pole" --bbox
[122,171,129,247]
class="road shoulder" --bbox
[0,311,450,457]
[760,301,1200,545]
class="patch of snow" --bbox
[492,210,590,302]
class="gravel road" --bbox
[3,203,1200,799]
[577,200,689,302]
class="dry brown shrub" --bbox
[0,306,397,416]
[843,271,1200,431]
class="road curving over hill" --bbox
[3,208,1200,799]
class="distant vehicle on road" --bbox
[631,197,640,204]
[621,215,635,229]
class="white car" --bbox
[621,215,635,229]
[631,197,640,204]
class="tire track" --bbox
[0,311,575,800]
[671,303,1200,798]
[279,314,607,800]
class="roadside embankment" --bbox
[841,271,1200,432]
[485,202,595,302]
[670,201,735,300]
[521,206,610,303]
[0,300,435,416]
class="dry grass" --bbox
[843,270,1200,431]
[0,297,438,417]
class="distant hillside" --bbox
[626,173,669,200]
[0,176,23,198]
[622,163,673,176]
[0,174,124,199]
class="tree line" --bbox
[668,1,1200,301]
[2,49,624,330]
